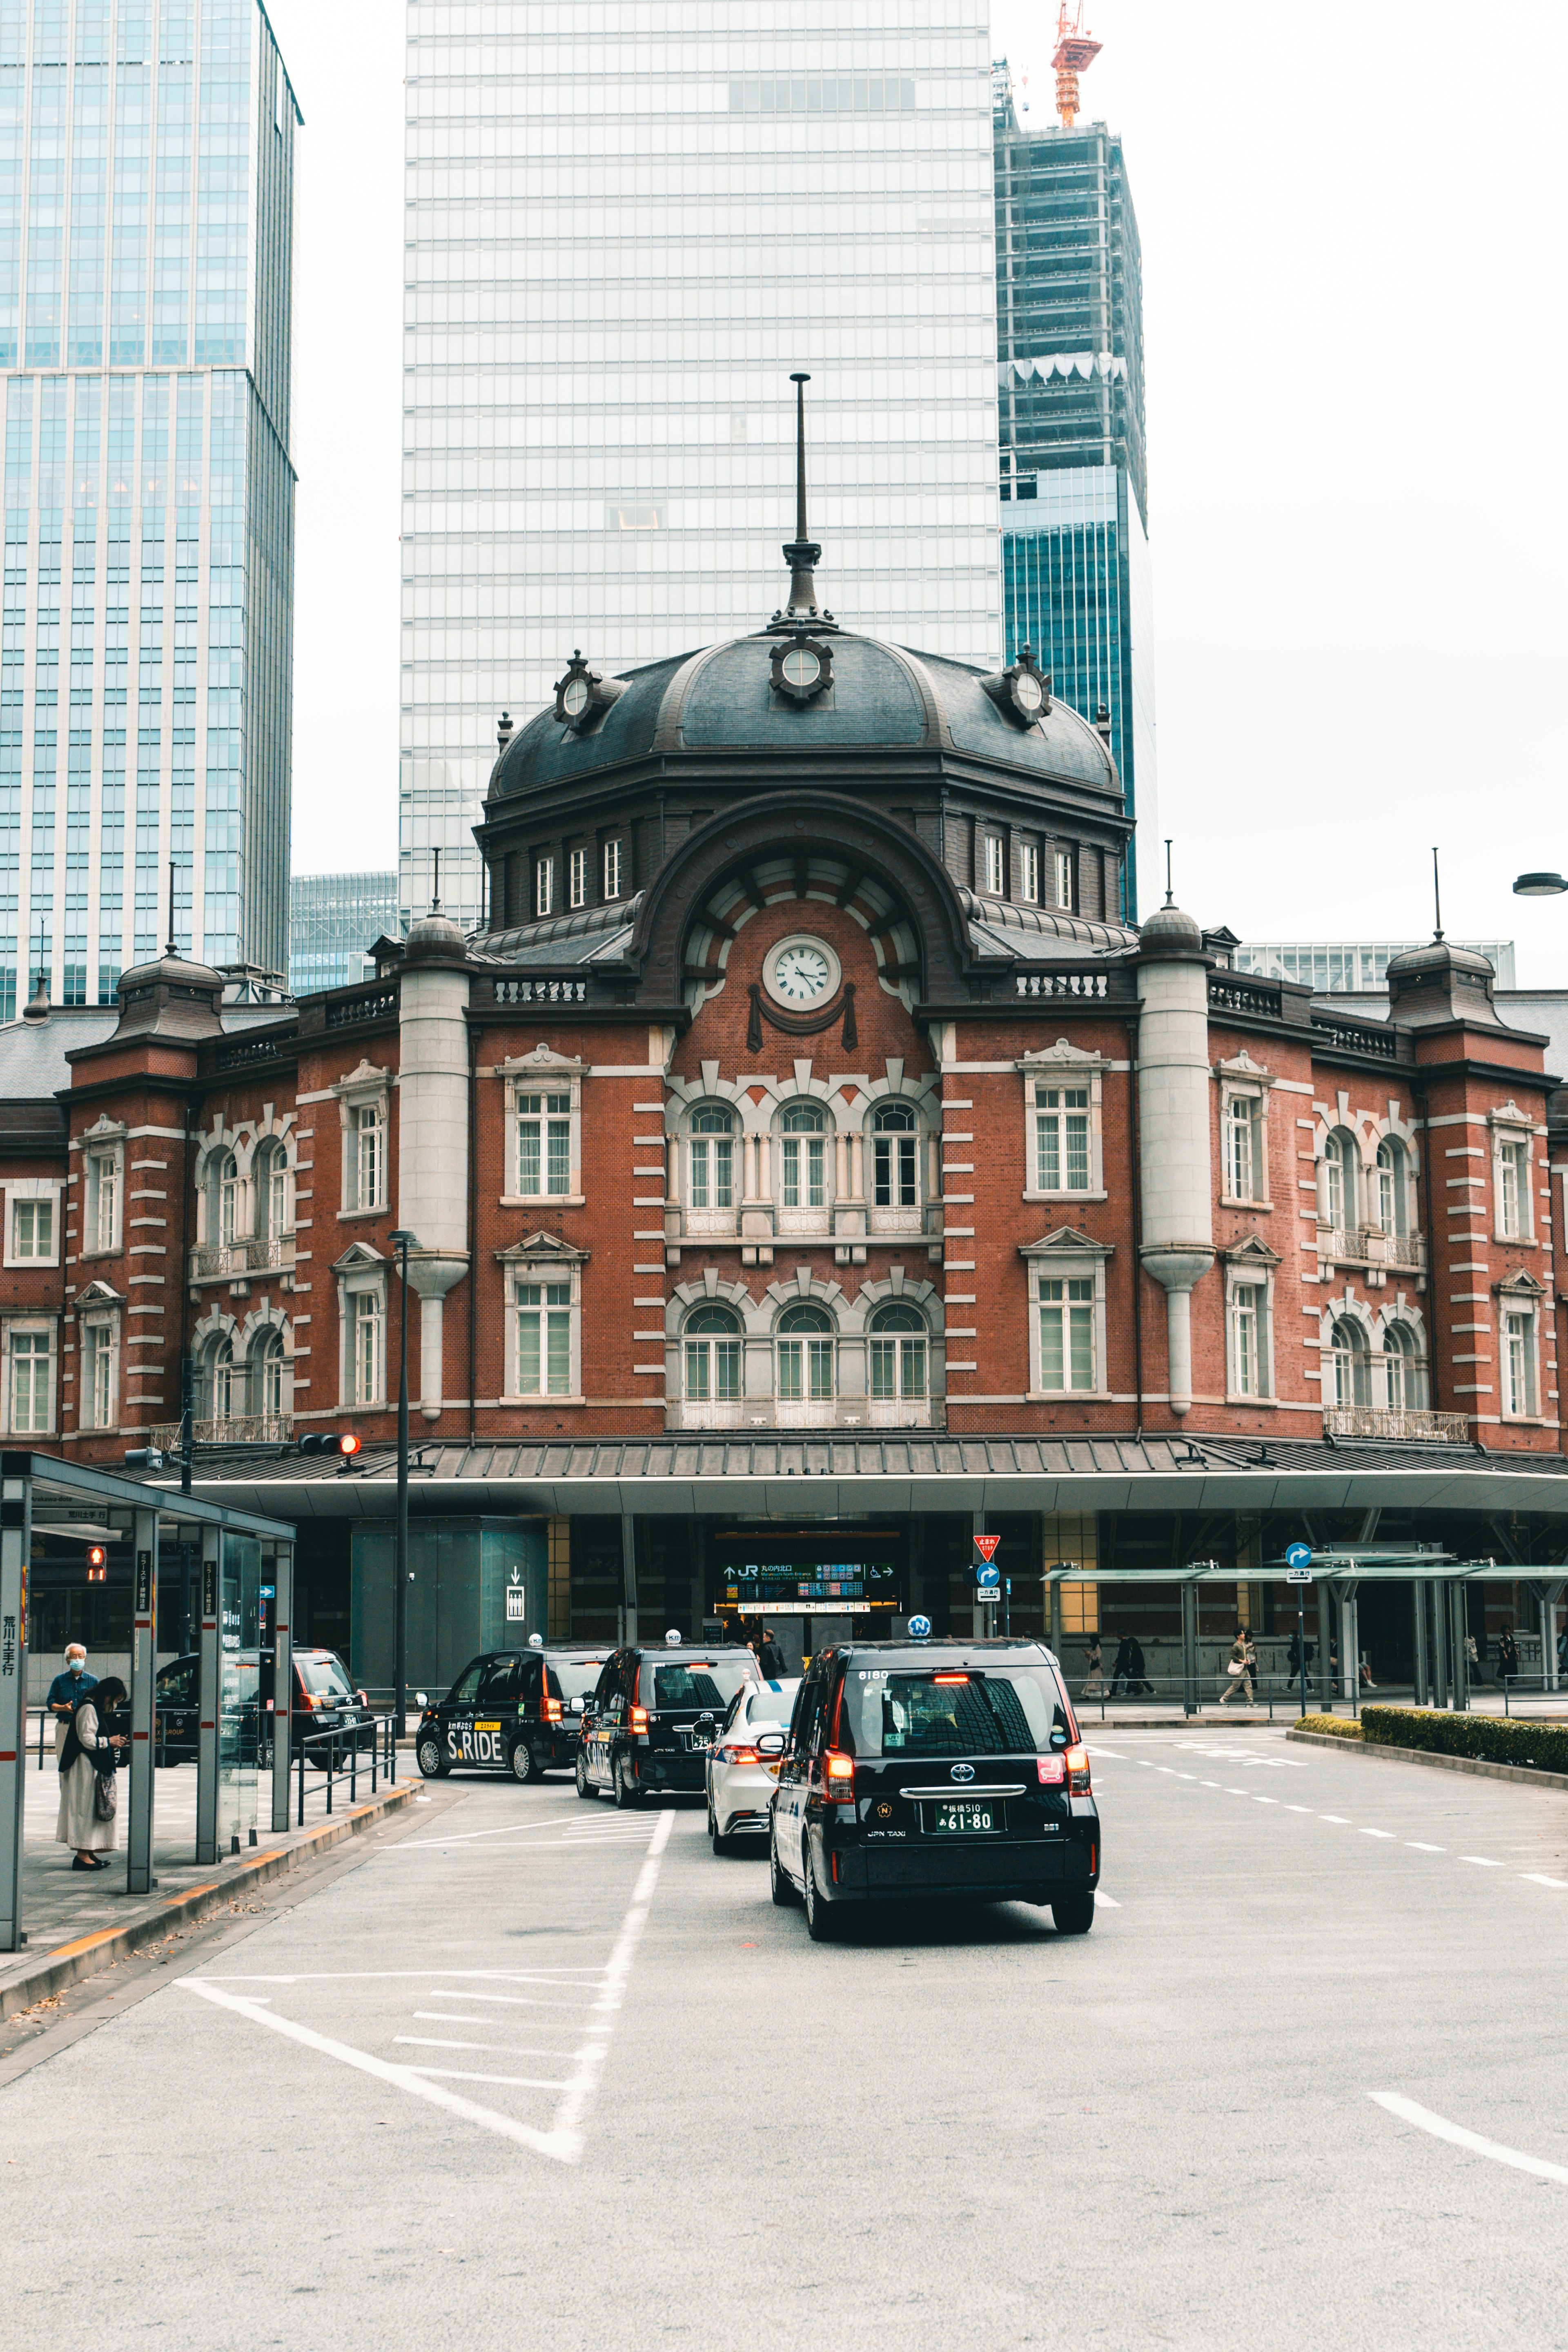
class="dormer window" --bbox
[982,644,1051,729]
[552,650,626,735]
[769,634,833,703]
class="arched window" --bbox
[214,1150,239,1249]
[683,1303,742,1405]
[1327,1318,1369,1410]
[688,1105,734,1215]
[868,1300,927,1403]
[203,1334,236,1424]
[871,1102,919,1212]
[1383,1320,1428,1411]
[776,1299,834,1403]
[778,1102,828,1216]
[1323,1130,1356,1230]
[1375,1137,1407,1236]
[255,1137,291,1241]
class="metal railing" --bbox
[1074,1671,1373,1723]
[1311,1014,1401,1061]
[189,1233,295,1281]
[1317,1225,1426,1272]
[293,1712,396,1825]
[1323,1405,1469,1443]
[149,1413,292,1447]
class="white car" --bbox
[706,1677,799,1853]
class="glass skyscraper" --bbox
[993,68,1154,920]
[402,0,1003,935]
[0,0,296,1016]
[287,868,397,996]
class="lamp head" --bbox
[1513,872,1568,897]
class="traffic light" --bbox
[297,1432,362,1458]
[123,1446,165,1470]
[85,1544,107,1584]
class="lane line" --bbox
[403,2065,574,2091]
[549,1806,677,2162]
[1095,1892,1120,1908]
[1406,1842,1444,1852]
[1460,1856,1503,1868]
[1370,2092,1568,2186]
[196,1968,606,1986]
[1319,1815,1350,1824]
[1285,1805,1312,1813]
[1521,1874,1568,1889]
[1252,1796,1277,1805]
[1359,1829,1394,1839]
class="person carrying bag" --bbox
[55,1674,127,1871]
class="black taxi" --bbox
[575,1640,762,1806]
[769,1637,1100,1940]
[416,1643,612,1782]
[153,1646,374,1767]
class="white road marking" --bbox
[1200,1780,1221,1788]
[1521,1874,1568,1889]
[1095,1892,1120,1908]
[1460,1856,1503,1868]
[412,2014,583,2038]
[1359,1829,1394,1839]
[184,1805,679,2166]
[1319,1815,1350,1824]
[1285,1805,1312,1813]
[1370,2093,1568,2186]
[1252,1795,1277,1804]
[429,1989,596,2008]
[1406,1842,1444,1852]
[395,2036,577,2062]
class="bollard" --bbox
[296,1733,305,1828]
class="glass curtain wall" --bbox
[401,0,1004,935]
[0,0,297,1015]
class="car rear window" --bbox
[297,1655,355,1699]
[746,1682,800,1725]
[839,1668,1069,1758]
[645,1660,755,1712]
[547,1658,607,1703]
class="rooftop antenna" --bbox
[773,372,835,630]
[1164,838,1174,908]
[1432,845,1444,942]
[432,845,442,913]
[1051,2,1102,128]
[166,858,178,957]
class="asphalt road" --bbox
[3,1730,1566,2348]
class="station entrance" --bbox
[705,1523,909,1672]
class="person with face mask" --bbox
[46,1643,96,1760]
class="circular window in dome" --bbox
[562,677,590,717]
[764,933,842,1010]
[769,633,833,704]
[1013,668,1043,713]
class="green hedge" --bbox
[1361,1706,1568,1776]
[1296,1715,1363,1741]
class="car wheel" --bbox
[575,1751,599,1801]
[802,1840,837,1942]
[770,1819,798,1907]
[1051,1891,1095,1936]
[509,1738,543,1785]
[709,1795,734,1856]
[613,1757,639,1809]
[416,1732,449,1780]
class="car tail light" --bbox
[719,1744,759,1766]
[1065,1743,1091,1795]
[628,1706,649,1735]
[542,1695,562,1724]
[932,1673,969,1685]
[356,1690,368,1706]
[298,1692,318,1712]
[1036,1754,1066,1785]
[823,1749,855,1799]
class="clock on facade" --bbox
[764,934,841,1008]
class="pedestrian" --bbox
[1359,1653,1378,1690]
[45,1641,96,1760]
[1497,1626,1520,1687]
[1124,1633,1152,1696]
[1110,1634,1136,1696]
[1220,1628,1257,1705]
[1557,1625,1567,1683]
[1286,1630,1314,1688]
[55,1673,127,1871]
[1080,1634,1104,1699]
[1464,1631,1482,1687]
[757,1626,787,1678]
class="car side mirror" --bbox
[415,1690,428,1709]
[755,1729,786,1755]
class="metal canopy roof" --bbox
[117,1432,1568,1524]
[4,1448,296,1540]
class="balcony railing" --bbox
[1322,1407,1470,1444]
[149,1414,292,1448]
[190,1234,296,1281]
[1312,1014,1401,1062]
[1319,1225,1426,1272]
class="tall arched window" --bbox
[1327,1318,1369,1410]
[255,1137,290,1241]
[1323,1130,1356,1231]
[1374,1137,1407,1236]
[214,1151,239,1250]
[778,1103,829,1224]
[203,1334,236,1425]
[871,1103,919,1213]
[868,1300,927,1406]
[1383,1321,1428,1411]
[251,1327,287,1423]
[683,1303,742,1409]
[776,1300,834,1408]
[687,1106,735,1224]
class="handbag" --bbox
[94,1767,118,1822]
[1227,1659,1245,1677]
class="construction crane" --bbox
[1051,2,1102,127]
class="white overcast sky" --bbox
[268,1,1568,983]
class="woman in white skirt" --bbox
[56,1674,127,1870]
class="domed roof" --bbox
[1138,901,1205,952]
[487,627,1119,806]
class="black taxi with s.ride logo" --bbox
[768,1638,1100,1941]
[416,1646,611,1784]
[575,1644,762,1807]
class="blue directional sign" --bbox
[258,1584,275,1599]
[976,1563,1001,1590]
[1284,1543,1312,1571]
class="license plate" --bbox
[929,1800,1002,1835]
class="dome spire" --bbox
[770,372,836,632]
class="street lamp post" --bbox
[1513,872,1568,898]
[389,1228,421,1759]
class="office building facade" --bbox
[401,0,1004,936]
[0,0,297,1015]
[1234,939,1518,994]
[288,869,397,997]
[993,69,1154,919]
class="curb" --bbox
[1285,1726,1568,1792]
[0,1778,422,2022]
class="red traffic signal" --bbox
[297,1432,362,1458]
[86,1544,107,1582]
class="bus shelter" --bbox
[0,1451,296,1954]
[1042,1548,1555,1716]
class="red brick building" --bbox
[5,531,1566,1694]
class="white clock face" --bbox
[764,934,841,1009]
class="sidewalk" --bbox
[1071,1684,1568,1729]
[2,1752,419,2018]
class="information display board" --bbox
[722,1561,901,1618]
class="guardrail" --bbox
[1074,1671,1376,1722]
[293,1711,397,1824]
